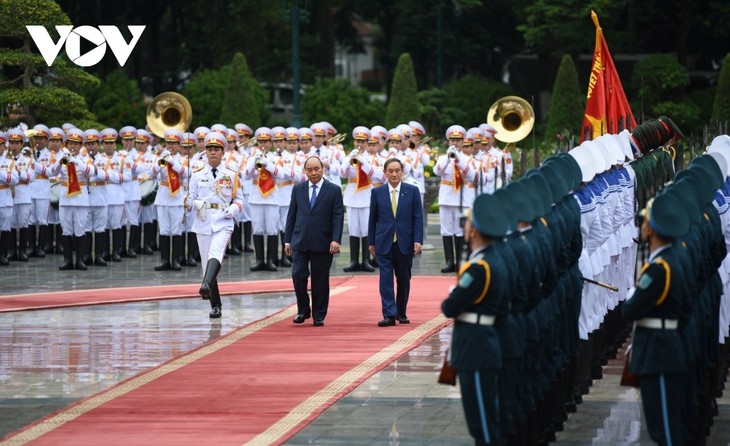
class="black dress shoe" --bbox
[293,314,311,324]
[396,316,410,324]
[209,306,222,318]
[313,319,324,326]
[378,317,396,327]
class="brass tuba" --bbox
[146,92,193,137]
[486,96,535,143]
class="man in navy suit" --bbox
[368,158,423,326]
[284,156,344,326]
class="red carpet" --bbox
[2,276,452,446]
[0,278,350,313]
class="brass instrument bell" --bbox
[146,92,193,137]
[486,96,535,143]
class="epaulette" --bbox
[193,165,205,173]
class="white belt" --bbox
[457,312,495,326]
[636,318,678,330]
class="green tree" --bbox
[84,70,146,130]
[219,52,267,129]
[301,78,385,133]
[182,65,230,128]
[385,53,419,128]
[0,0,100,128]
[712,53,730,121]
[443,75,514,128]
[545,55,584,143]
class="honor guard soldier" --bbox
[441,194,511,446]
[120,126,142,257]
[28,124,53,257]
[101,128,129,262]
[386,128,413,178]
[234,123,255,253]
[473,128,497,194]
[180,132,203,266]
[0,131,20,266]
[84,129,109,266]
[461,129,480,210]
[341,126,384,272]
[481,124,513,187]
[7,129,34,261]
[274,127,303,267]
[409,121,430,211]
[46,127,65,254]
[186,131,244,318]
[434,125,477,272]
[194,126,210,158]
[222,128,244,256]
[309,123,341,183]
[51,128,97,270]
[370,125,389,158]
[136,130,158,255]
[245,127,284,271]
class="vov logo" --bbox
[26,25,146,67]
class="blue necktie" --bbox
[310,184,317,208]
[211,167,217,178]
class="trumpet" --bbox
[349,149,360,166]
[447,146,458,159]
[255,155,264,170]
[59,148,72,166]
[158,150,170,167]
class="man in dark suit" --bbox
[284,156,344,326]
[368,158,423,327]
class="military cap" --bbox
[286,127,301,140]
[49,127,65,141]
[556,152,583,189]
[210,123,228,135]
[480,123,498,138]
[647,190,690,239]
[525,168,554,210]
[66,128,86,144]
[204,132,226,148]
[467,127,484,144]
[62,123,75,132]
[84,129,101,143]
[445,125,466,140]
[668,178,701,221]
[657,115,685,139]
[503,180,536,223]
[234,123,252,136]
[568,146,597,183]
[462,130,475,146]
[352,126,371,141]
[470,193,510,238]
[542,154,576,191]
[32,124,50,138]
[164,129,184,143]
[596,134,624,165]
[706,151,729,179]
[119,126,137,139]
[538,161,568,203]
[320,121,336,137]
[182,132,196,146]
[272,126,287,140]
[0,131,6,144]
[370,125,388,144]
[691,155,724,191]
[101,128,118,142]
[397,124,412,139]
[6,128,25,142]
[310,123,327,136]
[580,140,609,174]
[255,127,273,141]
[520,176,546,218]
[387,128,404,142]
[299,127,314,140]
[409,121,425,136]
[675,166,715,206]
[135,129,152,143]
[616,129,635,161]
[194,126,210,140]
[494,188,519,231]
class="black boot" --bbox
[343,235,360,272]
[200,258,221,300]
[151,221,159,251]
[8,229,17,260]
[40,224,51,254]
[186,232,198,267]
[58,235,74,270]
[102,229,112,262]
[127,225,140,257]
[154,235,172,271]
[266,236,278,271]
[111,228,123,262]
[142,223,155,255]
[250,235,266,271]
[454,235,465,270]
[0,231,10,266]
[361,237,375,272]
[17,228,30,261]
[227,224,241,255]
[234,223,244,252]
[54,224,64,254]
[26,226,37,257]
[94,232,107,266]
[440,236,455,273]
[171,235,183,271]
[120,225,128,257]
[279,231,291,267]
[242,221,254,252]
[81,232,93,265]
[74,236,88,270]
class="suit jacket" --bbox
[368,182,423,256]
[284,179,344,253]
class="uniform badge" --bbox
[638,273,653,289]
[458,272,474,289]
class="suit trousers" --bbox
[458,369,500,445]
[291,250,333,321]
[377,241,413,318]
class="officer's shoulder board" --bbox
[193,165,205,173]
[637,256,671,306]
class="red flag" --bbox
[166,164,181,195]
[257,169,276,197]
[355,165,371,192]
[66,162,82,197]
[581,10,637,143]
[453,161,463,191]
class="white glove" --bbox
[184,195,192,211]
[350,149,359,158]
[224,204,238,219]
[265,160,276,173]
[72,157,84,167]
[358,158,371,172]
[446,146,457,157]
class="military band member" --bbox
[0,131,20,266]
[409,121,430,212]
[136,130,158,255]
[181,132,203,266]
[342,126,384,272]
[309,123,341,183]
[84,129,108,266]
[275,127,304,267]
[101,128,129,262]
[473,129,497,194]
[120,126,142,257]
[245,127,283,271]
[47,127,65,254]
[186,131,244,318]
[51,128,97,270]
[28,124,52,257]
[7,129,33,261]
[441,194,511,446]
[433,125,477,272]
[235,123,255,253]
[482,124,513,187]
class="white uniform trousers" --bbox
[86,205,108,233]
[12,204,31,229]
[140,204,156,224]
[0,206,12,231]
[48,207,59,225]
[60,205,89,237]
[158,205,183,236]
[278,205,289,233]
[198,225,233,269]
[124,200,141,226]
[183,207,194,232]
[346,206,369,238]
[439,205,463,237]
[30,198,50,226]
[251,203,278,235]
[107,204,124,230]
[242,193,252,222]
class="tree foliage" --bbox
[385,53,419,128]
[219,52,267,129]
[181,65,230,128]
[545,55,584,142]
[301,78,385,131]
[443,75,514,128]
[712,53,730,121]
[84,70,146,129]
